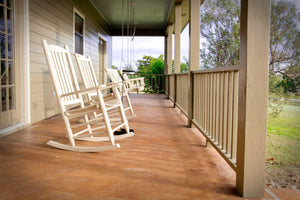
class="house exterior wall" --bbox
[28,0,112,123]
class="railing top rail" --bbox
[175,72,189,76]
[192,65,240,74]
[138,73,165,76]
[166,74,176,76]
[164,72,189,76]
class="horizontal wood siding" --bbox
[29,0,112,123]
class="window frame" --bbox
[73,7,85,55]
[0,0,15,113]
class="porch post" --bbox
[236,0,270,197]
[164,35,168,95]
[189,0,200,70]
[188,0,200,127]
[174,3,181,74]
[167,24,173,74]
[164,35,168,75]
[173,4,181,107]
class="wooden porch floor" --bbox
[0,94,298,200]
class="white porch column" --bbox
[236,0,270,197]
[189,0,200,71]
[188,0,200,127]
[164,35,168,75]
[167,24,173,74]
[164,35,169,95]
[174,3,181,74]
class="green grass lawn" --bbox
[266,105,300,189]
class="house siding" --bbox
[29,0,112,123]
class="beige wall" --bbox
[29,0,112,123]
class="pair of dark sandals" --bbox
[114,128,134,135]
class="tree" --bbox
[200,0,240,68]
[180,56,189,72]
[136,55,165,93]
[137,55,189,74]
[137,55,164,74]
[111,65,118,69]
[269,0,300,93]
[200,0,300,94]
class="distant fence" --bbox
[288,98,300,106]
[269,97,300,106]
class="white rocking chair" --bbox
[42,40,133,152]
[105,68,136,118]
[74,54,136,119]
[121,72,145,93]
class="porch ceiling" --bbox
[89,0,190,36]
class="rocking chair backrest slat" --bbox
[55,52,74,99]
[106,68,123,83]
[122,73,133,88]
[74,54,98,89]
[42,40,81,106]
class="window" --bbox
[74,9,84,54]
[0,0,14,112]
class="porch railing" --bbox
[169,75,175,99]
[125,67,239,169]
[166,66,239,170]
[168,73,189,115]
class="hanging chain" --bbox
[120,0,135,70]
[121,0,125,68]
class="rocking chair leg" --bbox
[63,116,76,147]
[97,90,116,145]
[125,92,134,116]
[115,87,133,137]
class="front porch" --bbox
[0,94,295,200]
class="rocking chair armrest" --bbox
[127,77,144,82]
[101,82,123,88]
[124,79,137,86]
[105,82,116,87]
[113,80,131,86]
[60,83,121,98]
[60,87,99,98]
[126,78,145,86]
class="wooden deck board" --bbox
[0,94,294,200]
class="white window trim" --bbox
[73,7,85,55]
[15,0,30,124]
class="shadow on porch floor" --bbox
[0,94,299,200]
